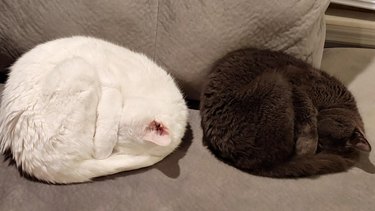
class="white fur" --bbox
[0,36,188,184]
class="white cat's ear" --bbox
[143,120,171,146]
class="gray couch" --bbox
[0,1,374,210]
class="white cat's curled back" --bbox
[0,36,188,184]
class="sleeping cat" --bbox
[200,48,371,177]
[0,36,188,184]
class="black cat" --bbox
[200,48,371,177]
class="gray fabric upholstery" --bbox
[0,0,329,99]
[0,48,375,210]
[2,1,374,210]
[154,0,329,98]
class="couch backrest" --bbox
[0,0,329,100]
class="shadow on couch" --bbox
[356,152,375,174]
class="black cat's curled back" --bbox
[200,48,371,178]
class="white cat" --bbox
[0,36,188,184]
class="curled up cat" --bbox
[200,48,371,178]
[0,36,188,184]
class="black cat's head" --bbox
[317,108,371,153]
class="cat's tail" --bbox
[246,153,356,178]
[36,154,162,184]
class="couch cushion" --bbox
[0,48,375,210]
[0,0,329,99]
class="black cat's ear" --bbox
[348,129,371,152]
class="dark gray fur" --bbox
[200,48,371,178]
